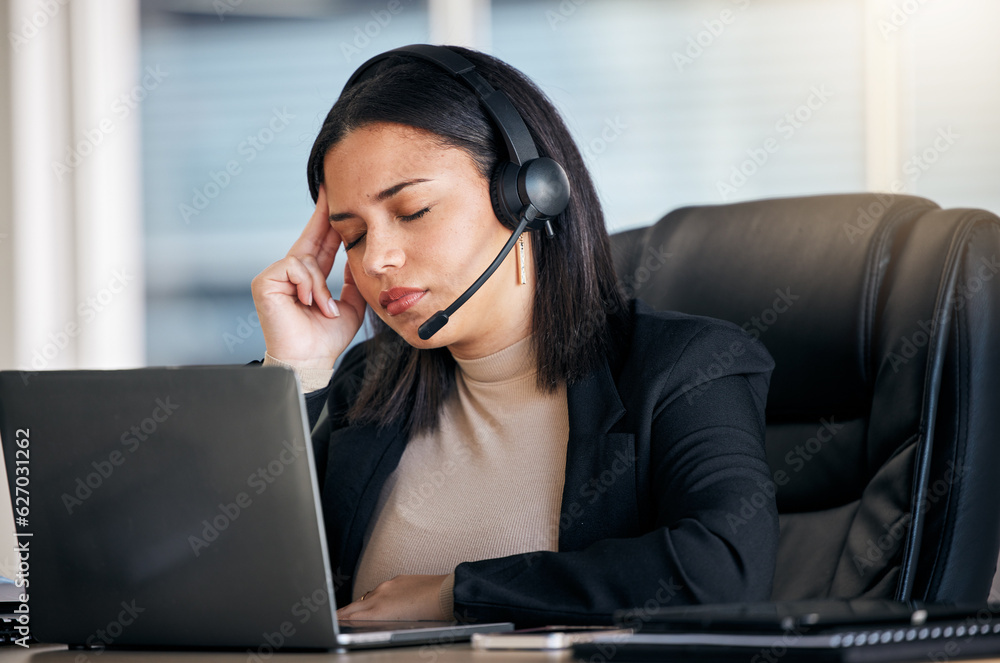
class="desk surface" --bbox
[8,643,1000,663]
[3,644,573,662]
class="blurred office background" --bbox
[0,0,998,376]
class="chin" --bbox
[406,326,454,350]
[380,313,451,350]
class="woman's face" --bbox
[322,122,534,359]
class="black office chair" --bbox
[610,193,1000,604]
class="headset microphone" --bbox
[344,45,571,340]
[418,155,569,340]
[418,211,532,341]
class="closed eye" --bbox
[400,207,431,222]
[342,207,432,251]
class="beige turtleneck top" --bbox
[265,334,570,617]
[352,334,569,617]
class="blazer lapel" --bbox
[560,357,638,550]
[321,421,407,603]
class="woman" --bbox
[251,45,778,627]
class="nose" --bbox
[361,224,405,277]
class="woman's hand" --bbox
[336,574,450,621]
[251,186,367,369]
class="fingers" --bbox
[310,185,344,274]
[315,222,343,276]
[263,186,365,320]
[339,261,367,320]
[343,259,357,288]
[255,255,356,320]
[336,582,380,620]
[281,257,313,308]
[279,255,335,315]
[334,576,447,622]
[335,602,364,620]
[299,255,340,318]
[287,185,335,264]
[287,185,344,278]
[336,597,374,621]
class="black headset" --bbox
[342,44,572,340]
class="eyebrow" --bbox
[328,179,432,222]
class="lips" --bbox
[379,287,427,316]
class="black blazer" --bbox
[306,299,778,626]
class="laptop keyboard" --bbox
[338,619,457,634]
[0,615,34,647]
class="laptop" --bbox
[0,366,512,650]
[0,580,25,646]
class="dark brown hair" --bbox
[307,47,627,437]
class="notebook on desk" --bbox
[0,366,512,651]
[571,599,1000,662]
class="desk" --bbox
[8,644,1000,663]
[3,644,573,662]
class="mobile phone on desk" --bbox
[472,625,633,650]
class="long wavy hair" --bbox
[307,46,627,437]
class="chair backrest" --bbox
[610,193,1000,603]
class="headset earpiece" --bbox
[490,157,570,235]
